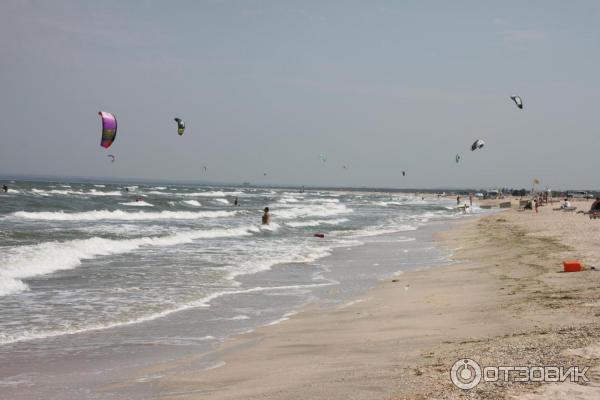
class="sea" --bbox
[0,179,485,398]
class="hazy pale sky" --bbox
[1,1,599,189]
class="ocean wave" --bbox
[306,198,340,203]
[0,225,260,299]
[119,201,154,207]
[0,276,28,297]
[213,198,230,205]
[182,200,202,207]
[9,209,236,221]
[181,191,227,197]
[372,201,404,207]
[278,197,300,203]
[272,203,352,219]
[350,224,418,237]
[31,189,123,197]
[224,242,334,281]
[286,218,349,228]
[0,282,332,345]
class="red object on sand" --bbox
[563,260,582,272]
[314,233,325,238]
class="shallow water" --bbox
[0,179,484,399]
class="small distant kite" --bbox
[342,165,348,170]
[533,178,540,185]
[263,172,267,176]
[510,96,523,109]
[107,154,115,163]
[202,166,207,173]
[455,154,461,163]
[319,154,327,163]
[402,171,406,177]
[471,139,485,151]
[174,117,185,136]
[98,111,117,149]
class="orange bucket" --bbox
[563,260,583,272]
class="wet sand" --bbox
[127,199,600,399]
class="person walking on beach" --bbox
[469,194,473,207]
[262,207,270,225]
[456,195,460,205]
[590,197,600,212]
[534,198,539,213]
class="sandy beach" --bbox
[134,198,600,400]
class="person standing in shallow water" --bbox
[262,207,270,225]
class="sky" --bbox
[1,1,599,189]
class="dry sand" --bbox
[137,199,600,399]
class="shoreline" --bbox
[143,202,600,399]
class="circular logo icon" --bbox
[450,358,482,389]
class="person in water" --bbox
[2,185,7,193]
[262,207,270,225]
[234,197,239,206]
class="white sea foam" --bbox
[9,209,236,221]
[182,191,226,197]
[144,190,228,197]
[213,198,230,205]
[0,282,331,345]
[182,200,202,207]
[372,201,404,207]
[351,224,418,237]
[286,218,349,228]
[224,243,334,281]
[307,198,340,203]
[0,225,260,299]
[119,201,154,207]
[272,203,352,219]
[0,276,29,297]
[31,189,123,196]
[265,311,298,326]
[87,190,123,196]
[278,197,300,203]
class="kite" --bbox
[174,117,185,136]
[319,154,327,162]
[471,139,485,151]
[455,154,461,163]
[107,154,115,163]
[402,171,406,177]
[98,111,117,149]
[510,96,523,109]
[202,166,207,173]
